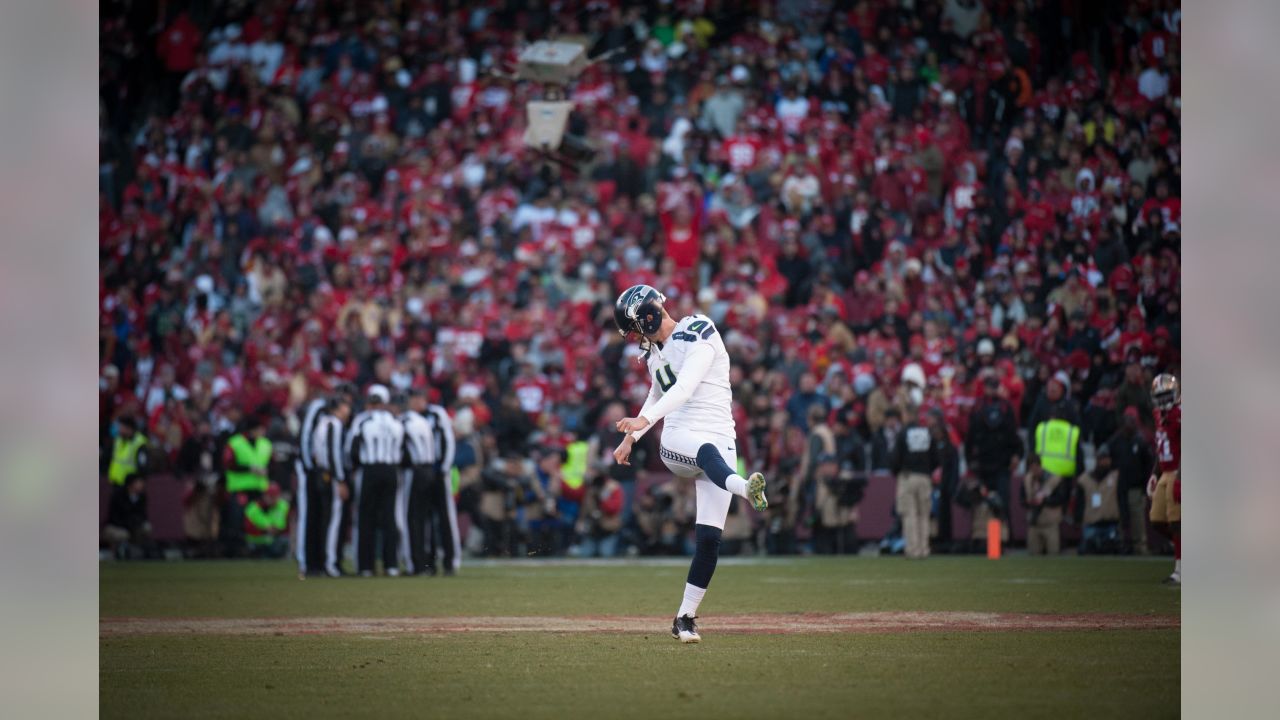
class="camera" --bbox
[516,40,598,170]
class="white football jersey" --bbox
[644,314,735,437]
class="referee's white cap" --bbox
[367,384,391,404]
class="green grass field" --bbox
[100,557,1180,719]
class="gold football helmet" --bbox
[1151,373,1180,411]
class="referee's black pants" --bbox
[295,462,329,575]
[401,466,432,574]
[355,464,399,574]
[424,466,459,572]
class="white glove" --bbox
[1146,474,1158,498]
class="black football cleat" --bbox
[671,614,701,643]
[747,472,768,511]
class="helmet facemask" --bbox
[1151,373,1179,411]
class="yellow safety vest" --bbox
[245,498,290,545]
[562,441,588,491]
[108,434,148,486]
[226,434,273,493]
[1035,419,1079,478]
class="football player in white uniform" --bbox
[610,284,768,643]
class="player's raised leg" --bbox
[695,442,767,510]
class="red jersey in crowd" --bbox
[1141,29,1173,66]
[157,12,201,74]
[514,375,553,416]
[723,134,762,173]
[660,206,702,271]
[1141,196,1181,227]
[1155,404,1181,473]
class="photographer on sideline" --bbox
[930,410,962,554]
[636,478,697,556]
[478,455,540,557]
[1077,445,1122,554]
[965,371,1023,551]
[576,473,624,557]
[103,474,154,559]
[1022,455,1070,555]
[1106,407,1156,554]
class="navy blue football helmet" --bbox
[614,284,667,339]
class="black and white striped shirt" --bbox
[401,410,438,466]
[345,409,405,466]
[297,397,327,470]
[311,415,346,482]
[425,404,456,471]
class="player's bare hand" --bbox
[337,483,350,502]
[616,416,650,434]
[613,435,635,466]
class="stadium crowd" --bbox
[99,0,1180,563]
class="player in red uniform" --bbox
[1146,373,1181,585]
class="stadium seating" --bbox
[99,0,1180,557]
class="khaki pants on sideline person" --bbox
[896,472,933,559]
[102,525,130,544]
[970,502,1010,541]
[1026,507,1063,555]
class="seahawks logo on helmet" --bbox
[614,284,667,340]
[624,293,644,322]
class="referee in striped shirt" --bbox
[310,396,351,576]
[294,394,326,574]
[295,387,352,577]
[397,388,437,575]
[345,385,405,577]
[424,397,460,574]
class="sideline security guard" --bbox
[225,417,273,494]
[222,415,273,555]
[108,417,150,486]
[1033,412,1083,481]
[1027,411,1082,555]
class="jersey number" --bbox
[1156,431,1173,463]
[656,363,678,392]
[686,320,716,339]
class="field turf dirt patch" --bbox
[100,611,1178,637]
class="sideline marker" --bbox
[987,519,1002,559]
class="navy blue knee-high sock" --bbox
[687,524,722,589]
[696,443,734,491]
